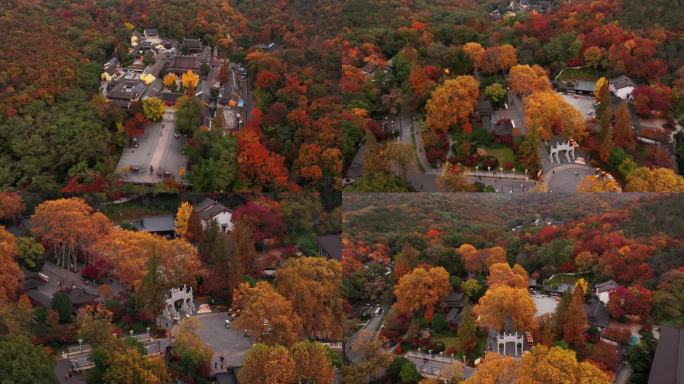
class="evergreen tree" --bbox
[518,128,541,175]
[456,304,479,362]
[137,248,166,330]
[185,209,203,243]
[553,290,571,339]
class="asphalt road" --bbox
[191,312,254,373]
[345,306,387,364]
[399,109,439,192]
[544,163,596,193]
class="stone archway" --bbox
[162,285,195,321]
[549,141,577,164]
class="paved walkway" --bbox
[149,112,174,174]
[39,261,126,299]
[542,163,596,193]
[116,110,188,184]
[398,109,440,191]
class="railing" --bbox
[406,350,463,365]
[465,170,529,180]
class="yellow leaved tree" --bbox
[181,70,200,90]
[426,75,480,132]
[392,266,451,320]
[174,201,193,238]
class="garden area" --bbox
[447,124,526,173]
[555,67,602,85]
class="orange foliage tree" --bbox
[392,266,450,320]
[31,198,112,270]
[508,65,552,97]
[0,192,24,221]
[0,226,23,303]
[232,282,302,346]
[524,90,587,140]
[237,129,290,190]
[92,228,202,291]
[487,263,529,289]
[474,286,537,332]
[459,244,507,275]
[562,284,588,346]
[275,257,343,340]
[425,76,479,132]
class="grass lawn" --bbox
[432,335,459,351]
[100,198,180,223]
[486,146,516,165]
[555,67,603,83]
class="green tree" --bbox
[346,172,412,192]
[186,129,238,192]
[142,97,166,121]
[618,157,638,178]
[518,128,541,174]
[137,249,166,329]
[51,293,73,323]
[0,335,58,384]
[175,96,203,135]
[484,83,507,108]
[16,236,45,271]
[399,360,421,383]
[628,331,657,384]
[537,238,574,276]
[172,317,214,378]
[457,305,479,361]
[461,278,483,302]
[143,52,155,66]
[431,313,448,334]
[389,357,412,383]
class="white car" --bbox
[342,177,355,187]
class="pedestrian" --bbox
[65,373,69,381]
[214,362,217,369]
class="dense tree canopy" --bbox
[275,257,343,340]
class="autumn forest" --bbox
[1,0,684,383]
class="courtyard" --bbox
[115,109,189,185]
[532,294,559,316]
[191,312,254,372]
[559,92,595,119]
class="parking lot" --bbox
[115,109,188,184]
[559,92,595,119]
[192,312,254,371]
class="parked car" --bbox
[342,177,355,187]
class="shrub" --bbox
[478,155,499,170]
[431,313,448,334]
[81,265,104,281]
[603,327,631,345]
